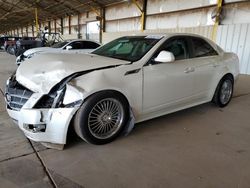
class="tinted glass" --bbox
[71,42,82,49]
[83,41,100,49]
[51,41,68,48]
[192,37,218,57]
[151,37,189,63]
[92,36,161,62]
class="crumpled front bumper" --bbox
[7,107,79,145]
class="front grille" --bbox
[5,77,33,111]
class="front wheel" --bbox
[213,76,234,107]
[74,91,129,145]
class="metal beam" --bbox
[68,15,71,34]
[61,18,64,35]
[35,8,39,33]
[142,0,147,31]
[211,0,224,41]
[131,0,147,31]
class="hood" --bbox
[23,47,57,56]
[16,53,130,94]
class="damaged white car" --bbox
[5,34,239,149]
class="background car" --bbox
[16,39,101,65]
[14,32,63,57]
[0,36,18,50]
[5,33,239,148]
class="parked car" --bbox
[16,39,101,65]
[4,37,21,53]
[0,36,17,50]
[4,37,34,55]
[4,33,239,149]
[15,32,63,57]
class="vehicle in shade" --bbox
[5,33,239,149]
[16,39,101,65]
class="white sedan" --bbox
[16,39,101,65]
[5,33,239,148]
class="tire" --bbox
[7,46,15,55]
[212,75,234,107]
[74,91,129,145]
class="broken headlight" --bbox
[34,73,84,109]
[34,86,66,108]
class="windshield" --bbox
[92,36,161,62]
[51,41,69,48]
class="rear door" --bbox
[188,37,221,100]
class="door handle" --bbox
[184,67,195,73]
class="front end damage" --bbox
[5,74,83,148]
[5,70,135,149]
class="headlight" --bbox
[34,75,83,109]
[62,83,83,107]
[34,86,66,108]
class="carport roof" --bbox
[0,0,124,33]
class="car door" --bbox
[142,37,194,114]
[188,37,221,100]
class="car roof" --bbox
[64,39,100,44]
[123,33,207,39]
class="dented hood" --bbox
[16,53,129,94]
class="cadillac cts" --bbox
[5,34,239,148]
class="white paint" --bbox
[6,33,239,146]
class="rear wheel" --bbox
[213,76,234,107]
[74,91,129,145]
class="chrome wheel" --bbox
[220,80,233,105]
[88,98,124,139]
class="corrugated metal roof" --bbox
[0,0,125,33]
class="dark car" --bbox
[4,37,22,55]
[15,32,63,56]
[0,36,16,50]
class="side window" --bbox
[192,38,218,57]
[71,42,82,49]
[83,41,100,49]
[165,39,188,60]
[152,37,189,62]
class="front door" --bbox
[143,37,194,114]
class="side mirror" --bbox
[66,45,72,50]
[154,51,175,63]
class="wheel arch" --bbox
[211,72,234,101]
[222,73,234,83]
[81,89,136,135]
[82,89,131,108]
[72,89,134,144]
